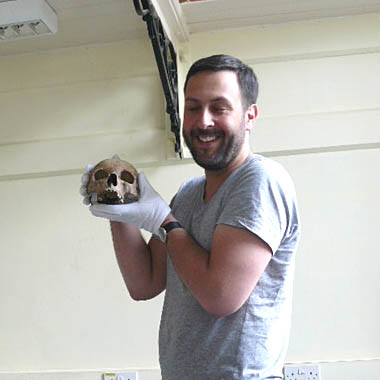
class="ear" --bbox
[245,104,258,131]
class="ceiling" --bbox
[1,0,380,57]
[182,0,380,33]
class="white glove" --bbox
[89,172,171,235]
[79,164,95,205]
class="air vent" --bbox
[0,0,57,41]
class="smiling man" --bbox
[83,55,301,379]
[183,69,255,172]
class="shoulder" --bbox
[229,154,295,194]
[218,155,299,254]
[242,154,291,179]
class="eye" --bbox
[212,105,229,114]
[120,170,135,184]
[94,169,108,180]
[186,106,200,113]
[185,102,201,112]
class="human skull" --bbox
[87,157,139,204]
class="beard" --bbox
[183,120,246,171]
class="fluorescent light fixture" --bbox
[0,0,57,42]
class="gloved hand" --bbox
[79,164,95,205]
[89,172,171,235]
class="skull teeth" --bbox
[99,190,123,204]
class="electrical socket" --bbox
[103,372,138,380]
[284,365,320,380]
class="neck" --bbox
[203,146,251,203]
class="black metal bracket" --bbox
[134,0,183,158]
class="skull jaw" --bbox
[97,190,139,205]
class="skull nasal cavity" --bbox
[107,173,117,186]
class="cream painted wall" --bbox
[0,39,174,378]
[0,12,379,380]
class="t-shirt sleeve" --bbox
[216,160,296,255]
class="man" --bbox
[81,54,300,379]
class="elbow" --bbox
[198,284,253,318]
[128,286,165,301]
[201,298,244,319]
[129,292,148,301]
[128,290,146,301]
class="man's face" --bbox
[183,70,251,171]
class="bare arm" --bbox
[164,215,272,318]
[110,221,167,301]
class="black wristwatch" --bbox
[158,221,183,244]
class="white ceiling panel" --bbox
[0,0,146,56]
[181,0,380,33]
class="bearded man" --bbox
[82,54,300,380]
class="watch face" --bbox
[158,227,167,244]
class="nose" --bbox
[198,108,214,129]
[107,173,117,186]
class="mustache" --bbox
[190,130,224,137]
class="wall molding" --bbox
[1,143,379,183]
[245,46,380,65]
[0,72,159,95]
[0,38,152,61]
[259,105,380,120]
[260,142,380,158]
[286,357,380,365]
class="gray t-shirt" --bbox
[159,154,300,380]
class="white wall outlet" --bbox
[103,372,138,380]
[284,365,320,380]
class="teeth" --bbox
[99,190,123,204]
[198,135,217,142]
[104,190,122,200]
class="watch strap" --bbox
[163,221,183,234]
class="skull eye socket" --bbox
[94,169,108,181]
[120,170,135,184]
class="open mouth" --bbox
[198,135,218,143]
[98,190,123,205]
[194,131,223,144]
[98,190,139,205]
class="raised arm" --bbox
[82,171,171,301]
[110,221,167,300]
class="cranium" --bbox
[87,157,139,204]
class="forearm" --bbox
[165,226,226,317]
[110,221,166,300]
[164,216,272,318]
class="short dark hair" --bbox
[184,54,259,109]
